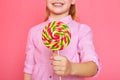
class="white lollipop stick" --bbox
[57,50,60,56]
[57,51,62,80]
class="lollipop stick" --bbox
[57,51,62,80]
[59,76,62,80]
[57,50,60,56]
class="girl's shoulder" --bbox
[28,21,48,34]
[73,20,92,32]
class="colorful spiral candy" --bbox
[42,21,71,50]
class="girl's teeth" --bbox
[52,3,63,6]
[54,3,62,6]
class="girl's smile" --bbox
[52,2,64,7]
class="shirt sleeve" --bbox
[24,28,35,74]
[78,24,101,76]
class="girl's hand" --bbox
[50,53,72,76]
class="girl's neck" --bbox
[49,12,69,21]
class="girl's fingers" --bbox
[53,64,65,70]
[50,53,57,60]
[54,55,63,61]
[53,66,65,76]
[54,70,64,76]
[53,66,61,71]
[50,53,63,61]
[52,60,61,66]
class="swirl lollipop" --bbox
[42,21,71,51]
[42,21,71,80]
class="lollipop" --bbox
[42,21,71,80]
[42,21,71,51]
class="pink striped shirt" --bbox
[24,15,100,80]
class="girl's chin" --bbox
[50,10,64,14]
[51,12,66,15]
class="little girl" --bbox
[24,0,100,80]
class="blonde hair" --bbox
[45,4,76,21]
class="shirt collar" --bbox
[48,15,73,25]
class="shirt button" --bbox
[49,75,52,78]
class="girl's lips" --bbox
[52,2,64,7]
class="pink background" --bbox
[0,0,120,80]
